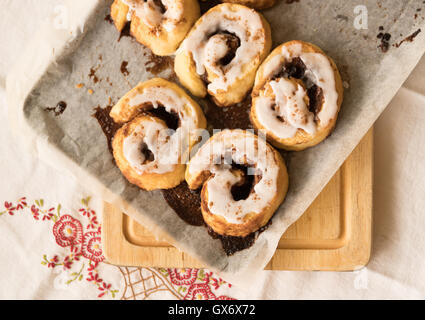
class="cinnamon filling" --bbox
[200,0,221,14]
[92,105,121,155]
[203,95,253,131]
[307,85,324,116]
[230,164,259,201]
[140,142,154,164]
[207,221,272,256]
[147,0,166,14]
[161,182,205,226]
[141,103,180,131]
[274,57,324,116]
[118,22,132,42]
[162,179,272,256]
[216,32,240,66]
[282,57,307,79]
[200,31,241,85]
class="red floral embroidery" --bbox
[87,271,103,283]
[48,255,59,268]
[216,295,236,300]
[2,197,119,299]
[63,256,73,269]
[31,205,40,220]
[16,198,27,210]
[79,207,95,218]
[184,283,216,300]
[82,231,104,262]
[168,269,199,286]
[53,215,83,247]
[98,282,112,298]
[4,202,16,215]
[2,197,235,300]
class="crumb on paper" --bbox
[377,26,392,53]
[76,83,84,89]
[88,89,94,95]
[120,61,130,76]
[394,29,422,48]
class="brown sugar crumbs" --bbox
[144,51,175,76]
[377,26,392,53]
[45,101,67,116]
[120,61,130,76]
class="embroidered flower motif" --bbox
[48,255,59,268]
[2,196,236,300]
[87,216,99,230]
[168,269,199,286]
[87,271,103,284]
[79,208,95,218]
[82,231,104,262]
[53,215,83,247]
[184,283,216,300]
[63,256,73,269]
[42,208,55,221]
[16,197,27,210]
[4,202,16,215]
[31,205,40,220]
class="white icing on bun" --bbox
[111,78,206,191]
[122,0,184,33]
[251,40,343,151]
[186,129,288,235]
[181,4,264,94]
[175,3,271,107]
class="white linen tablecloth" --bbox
[1,0,425,300]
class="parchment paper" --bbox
[6,0,425,281]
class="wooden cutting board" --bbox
[102,129,373,271]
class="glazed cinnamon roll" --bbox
[186,129,288,237]
[110,0,200,56]
[220,0,277,10]
[250,40,344,151]
[175,3,272,107]
[111,78,207,191]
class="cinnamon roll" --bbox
[111,78,207,191]
[186,129,288,237]
[175,3,272,107]
[110,0,200,56]
[250,40,344,151]
[220,0,277,10]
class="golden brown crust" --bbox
[112,116,187,191]
[174,3,272,107]
[185,130,289,237]
[111,0,200,56]
[220,0,277,10]
[111,0,129,31]
[111,78,207,191]
[251,40,344,151]
[200,149,288,237]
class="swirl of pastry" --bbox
[175,3,272,107]
[250,40,344,151]
[186,129,288,237]
[111,78,207,191]
[110,0,200,56]
[220,0,277,10]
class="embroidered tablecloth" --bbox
[1,0,425,300]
